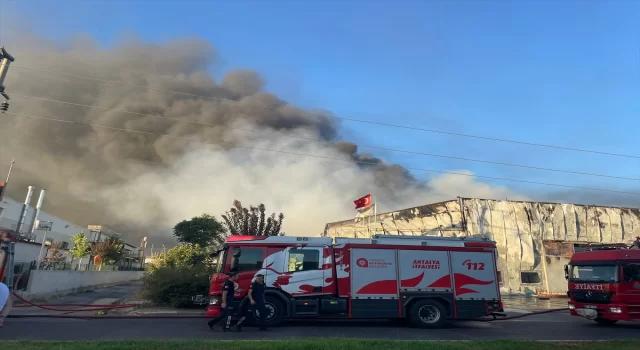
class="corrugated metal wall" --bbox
[324,198,640,295]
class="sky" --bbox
[2,0,639,199]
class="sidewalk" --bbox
[502,295,569,312]
[10,281,143,316]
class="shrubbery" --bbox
[142,244,214,307]
[142,264,211,308]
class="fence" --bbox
[24,260,145,272]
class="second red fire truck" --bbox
[565,240,640,324]
[206,234,504,328]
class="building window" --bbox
[520,271,540,284]
[497,271,503,284]
[236,248,264,271]
[287,249,320,272]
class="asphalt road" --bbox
[1,312,639,341]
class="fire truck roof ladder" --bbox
[362,234,495,248]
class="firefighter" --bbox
[234,273,268,331]
[207,272,238,332]
[0,281,11,328]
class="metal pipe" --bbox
[29,189,46,234]
[15,186,34,234]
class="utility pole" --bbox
[0,46,15,116]
[0,160,14,218]
[0,46,15,101]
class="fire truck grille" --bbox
[569,290,613,304]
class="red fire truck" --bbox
[206,234,504,328]
[565,241,640,324]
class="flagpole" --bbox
[373,201,377,235]
[368,193,372,236]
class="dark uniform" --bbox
[235,280,268,331]
[248,281,267,330]
[207,279,235,331]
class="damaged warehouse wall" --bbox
[323,198,640,295]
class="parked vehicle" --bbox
[565,240,640,324]
[206,234,504,328]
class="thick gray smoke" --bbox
[0,31,523,246]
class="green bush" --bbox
[142,263,211,308]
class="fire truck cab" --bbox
[206,234,504,328]
[565,243,640,324]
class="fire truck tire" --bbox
[408,299,447,329]
[263,296,286,326]
[594,318,618,325]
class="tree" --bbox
[172,214,227,247]
[221,200,284,236]
[146,244,213,271]
[91,236,126,265]
[42,241,67,265]
[69,232,90,266]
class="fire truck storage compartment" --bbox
[320,299,348,315]
[450,251,500,319]
[351,248,399,318]
[293,299,320,316]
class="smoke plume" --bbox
[0,31,524,246]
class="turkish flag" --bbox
[354,194,372,210]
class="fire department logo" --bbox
[356,258,369,268]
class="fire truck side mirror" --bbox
[563,265,569,280]
[230,247,241,272]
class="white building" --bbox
[0,196,138,266]
[1,195,87,264]
[324,197,640,296]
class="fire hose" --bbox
[7,295,569,320]
[6,268,570,320]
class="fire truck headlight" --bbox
[568,303,575,310]
[209,297,220,305]
[608,307,622,314]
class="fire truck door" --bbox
[620,263,640,310]
[281,246,327,296]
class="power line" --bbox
[10,92,640,182]
[3,110,639,196]
[11,64,640,160]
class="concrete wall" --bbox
[324,198,640,296]
[19,270,144,298]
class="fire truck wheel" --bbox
[262,295,285,326]
[594,318,618,325]
[408,299,447,329]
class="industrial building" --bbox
[1,193,141,272]
[323,197,640,296]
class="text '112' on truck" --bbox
[564,238,640,325]
[206,234,505,328]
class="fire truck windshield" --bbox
[570,264,618,283]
